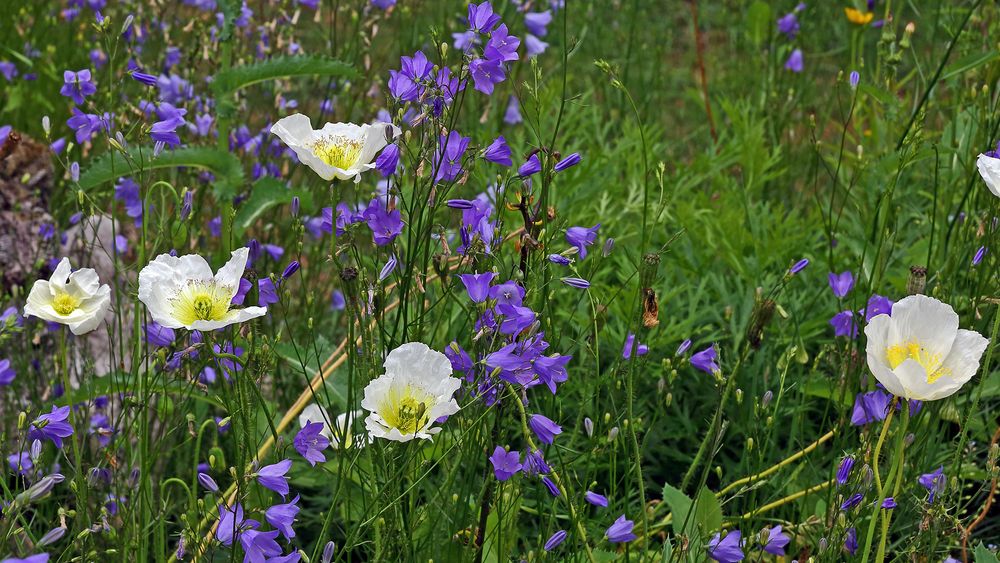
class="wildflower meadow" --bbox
[2,0,1000,561]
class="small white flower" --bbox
[865,294,989,401]
[23,257,111,335]
[137,247,266,331]
[976,153,1000,198]
[361,342,461,442]
[270,113,399,183]
[298,403,366,449]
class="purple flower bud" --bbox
[323,541,336,563]
[675,338,692,356]
[541,476,561,497]
[840,492,863,511]
[198,472,219,493]
[548,254,572,265]
[38,526,66,546]
[282,261,300,280]
[583,417,594,437]
[973,246,986,266]
[560,277,590,289]
[181,190,193,220]
[131,71,158,86]
[378,255,398,282]
[849,71,860,89]
[554,152,581,172]
[584,491,609,507]
[836,456,854,485]
[291,196,300,217]
[25,473,64,501]
[881,497,896,509]
[602,238,614,257]
[70,161,80,182]
[789,258,809,274]
[544,530,568,551]
[446,199,475,209]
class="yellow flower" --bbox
[845,7,874,25]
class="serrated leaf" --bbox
[78,146,245,199]
[210,55,358,98]
[974,542,1000,563]
[233,176,314,235]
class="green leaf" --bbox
[746,1,772,48]
[210,55,358,99]
[482,487,520,563]
[662,483,723,546]
[661,483,693,535]
[233,177,314,235]
[974,542,1000,563]
[942,51,1000,81]
[59,370,226,410]
[800,379,853,407]
[79,146,245,198]
[694,486,723,534]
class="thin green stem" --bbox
[861,398,898,562]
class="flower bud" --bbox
[282,260,300,280]
[906,266,927,295]
[198,472,219,493]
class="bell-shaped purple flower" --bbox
[528,414,562,445]
[265,494,300,540]
[605,515,636,543]
[828,271,854,298]
[690,345,720,374]
[458,272,496,303]
[707,530,744,562]
[257,459,292,497]
[376,143,400,177]
[483,135,512,166]
[467,1,501,33]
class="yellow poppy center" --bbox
[380,386,432,435]
[172,283,232,325]
[314,137,363,170]
[886,341,950,384]
[52,293,80,315]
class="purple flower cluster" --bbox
[776,4,807,73]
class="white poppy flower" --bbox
[137,247,266,331]
[864,294,989,401]
[23,257,111,335]
[270,113,400,183]
[361,342,461,442]
[976,153,1000,198]
[298,403,367,449]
